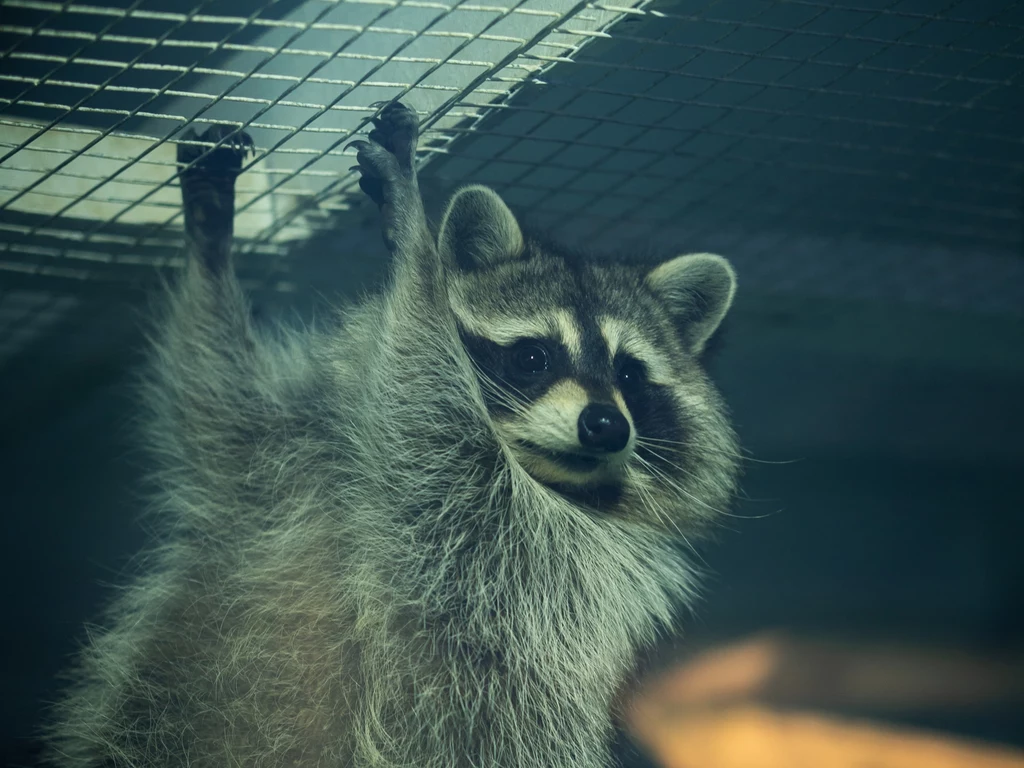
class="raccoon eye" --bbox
[617,358,646,392]
[511,341,549,375]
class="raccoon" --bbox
[44,101,740,768]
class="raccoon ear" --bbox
[439,185,524,271]
[646,253,736,354]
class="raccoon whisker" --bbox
[626,460,680,529]
[480,381,529,417]
[638,442,757,467]
[625,464,707,567]
[636,435,726,456]
[485,372,532,408]
[636,436,800,466]
[467,359,531,416]
[475,376,529,417]
[634,446,769,521]
[622,460,688,544]
[631,447,729,519]
[624,465,676,534]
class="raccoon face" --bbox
[439,185,739,524]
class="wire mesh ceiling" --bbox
[1,0,637,266]
[0,0,1022,419]
[424,0,1024,315]
[0,0,644,365]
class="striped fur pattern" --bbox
[45,111,740,768]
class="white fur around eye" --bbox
[598,316,675,386]
[498,379,588,452]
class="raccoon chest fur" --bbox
[45,109,740,768]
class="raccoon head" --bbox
[439,185,739,527]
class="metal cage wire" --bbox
[0,0,1022,387]
[421,0,1024,316]
[0,0,645,366]
[0,0,637,260]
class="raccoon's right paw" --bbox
[347,101,421,240]
[176,124,254,178]
[176,124,253,276]
[348,105,417,198]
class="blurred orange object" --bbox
[640,632,1024,711]
[622,632,1024,768]
[627,703,1024,768]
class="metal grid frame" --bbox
[424,0,1023,313]
[0,0,639,278]
[430,1,1022,244]
[0,0,1022,422]
[2,1,1022,282]
[0,0,643,372]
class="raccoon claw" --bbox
[347,139,397,209]
[344,139,371,155]
[176,124,254,176]
[349,101,418,187]
[369,100,418,173]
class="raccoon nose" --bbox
[578,404,630,453]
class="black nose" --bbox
[578,404,630,453]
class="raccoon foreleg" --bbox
[152,125,280,515]
[348,101,435,275]
[176,124,253,275]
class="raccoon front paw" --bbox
[348,101,423,250]
[176,124,254,177]
[176,124,253,275]
[368,100,418,174]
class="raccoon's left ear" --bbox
[645,253,737,354]
[438,185,525,271]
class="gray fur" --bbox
[439,184,525,270]
[646,253,737,355]
[45,107,740,768]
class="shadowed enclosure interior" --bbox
[1,0,1022,765]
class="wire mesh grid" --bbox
[0,0,644,368]
[425,0,1024,312]
[0,0,637,263]
[0,0,1022,416]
